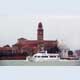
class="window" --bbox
[38,56,40,58]
[35,56,40,58]
[41,56,48,58]
[50,56,56,58]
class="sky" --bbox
[0,0,80,50]
[0,16,80,50]
[0,0,80,16]
[0,0,80,80]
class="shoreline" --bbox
[0,60,80,66]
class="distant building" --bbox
[12,22,58,55]
[75,50,80,58]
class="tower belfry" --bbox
[37,22,44,40]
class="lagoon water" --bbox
[0,60,80,66]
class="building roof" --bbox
[18,38,27,40]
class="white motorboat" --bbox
[25,50,80,66]
[28,51,60,62]
[26,50,79,62]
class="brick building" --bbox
[12,22,58,55]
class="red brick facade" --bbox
[12,22,58,55]
[0,22,58,59]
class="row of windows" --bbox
[34,56,59,58]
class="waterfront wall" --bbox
[0,56,26,60]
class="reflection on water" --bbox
[0,60,80,66]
